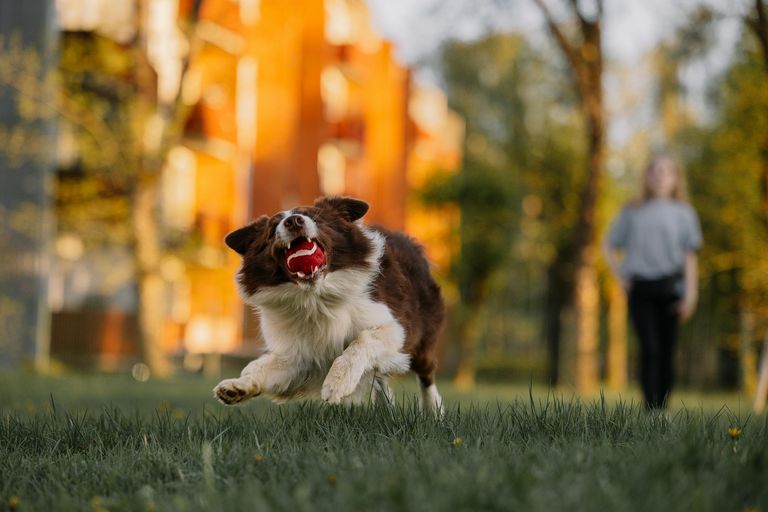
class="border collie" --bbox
[213,196,445,415]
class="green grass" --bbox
[0,374,766,511]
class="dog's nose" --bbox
[284,214,304,232]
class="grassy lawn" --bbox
[0,373,766,511]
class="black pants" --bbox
[628,275,682,410]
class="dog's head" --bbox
[225,196,375,295]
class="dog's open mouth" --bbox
[285,238,327,280]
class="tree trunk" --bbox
[544,274,563,386]
[573,257,599,392]
[544,255,572,385]
[532,0,605,394]
[133,180,171,377]
[453,300,486,390]
[739,306,756,396]
[761,133,768,233]
[572,107,605,393]
[606,276,628,390]
[128,0,204,378]
[753,331,768,414]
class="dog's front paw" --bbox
[321,355,364,404]
[213,378,257,405]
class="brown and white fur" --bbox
[213,196,445,416]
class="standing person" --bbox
[604,154,702,411]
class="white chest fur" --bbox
[257,285,396,367]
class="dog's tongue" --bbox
[286,240,326,276]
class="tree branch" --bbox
[531,0,581,75]
[568,0,587,25]
[569,0,602,28]
[0,68,133,168]
[160,0,206,154]
[751,0,768,74]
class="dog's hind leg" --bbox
[419,379,443,418]
[411,351,444,418]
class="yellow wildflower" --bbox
[452,437,464,446]
[8,496,20,510]
[90,496,109,512]
[727,427,743,440]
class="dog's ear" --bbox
[225,215,268,255]
[315,196,369,222]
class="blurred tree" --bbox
[531,0,605,391]
[531,126,585,387]
[743,0,768,410]
[654,6,717,141]
[423,161,517,388]
[745,0,768,229]
[79,0,204,377]
[426,34,585,387]
[661,15,768,393]
[425,36,521,388]
[661,1,768,401]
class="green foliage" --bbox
[669,6,719,63]
[524,120,586,256]
[0,32,141,247]
[423,159,516,301]
[437,33,587,263]
[676,31,768,328]
[422,33,586,362]
[0,35,56,170]
[54,32,142,246]
[0,375,765,512]
[649,22,768,387]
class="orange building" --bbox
[160,0,463,358]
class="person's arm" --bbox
[604,208,630,292]
[677,251,698,323]
[603,236,629,292]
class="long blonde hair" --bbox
[639,153,689,203]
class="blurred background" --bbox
[1,0,767,404]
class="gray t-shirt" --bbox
[607,199,702,280]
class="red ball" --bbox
[286,240,326,275]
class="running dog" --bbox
[213,196,444,415]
